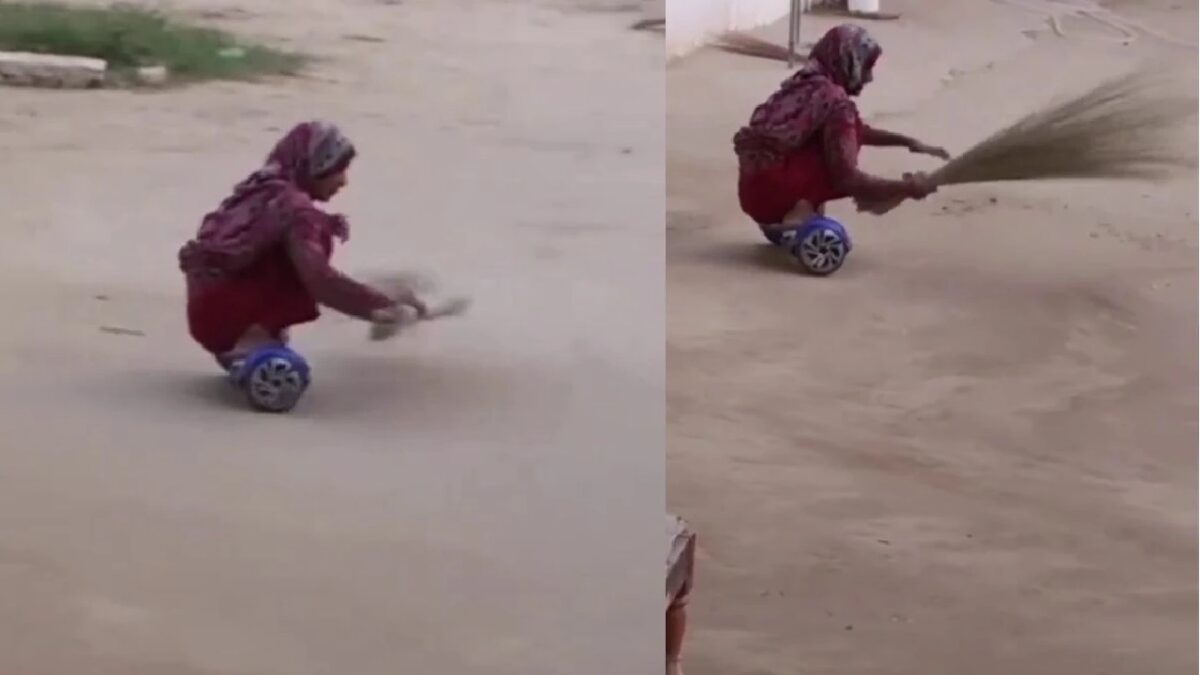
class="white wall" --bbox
[665,0,794,58]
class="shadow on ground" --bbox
[692,240,883,279]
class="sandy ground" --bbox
[0,1,663,673]
[667,1,1197,673]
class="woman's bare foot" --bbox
[782,198,817,226]
[762,199,822,239]
[218,325,285,374]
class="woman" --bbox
[179,121,425,370]
[733,24,948,244]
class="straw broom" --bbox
[710,32,799,62]
[858,70,1198,215]
[367,296,471,341]
[365,271,471,341]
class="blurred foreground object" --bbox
[667,514,696,675]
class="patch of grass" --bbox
[0,2,305,82]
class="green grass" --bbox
[0,2,304,83]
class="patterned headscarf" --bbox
[179,121,356,282]
[259,120,356,192]
[808,24,880,93]
[733,25,882,169]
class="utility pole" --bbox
[787,0,803,68]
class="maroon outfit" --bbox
[733,25,911,225]
[179,122,392,355]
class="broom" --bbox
[859,69,1198,215]
[365,271,472,342]
[709,32,800,63]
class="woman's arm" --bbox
[285,217,397,321]
[823,112,932,203]
[863,124,951,159]
[861,125,914,148]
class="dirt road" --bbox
[0,1,663,673]
[667,1,1197,673]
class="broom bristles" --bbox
[934,70,1197,186]
[709,32,798,63]
[861,69,1196,214]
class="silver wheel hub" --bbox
[247,356,306,410]
[796,228,847,274]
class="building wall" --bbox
[665,0,799,58]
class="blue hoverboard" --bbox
[229,345,311,413]
[770,216,852,276]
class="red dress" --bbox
[183,211,391,356]
[186,244,322,355]
[737,118,865,226]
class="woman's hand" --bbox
[852,172,936,215]
[907,140,951,161]
[369,304,417,341]
[902,171,937,199]
[392,288,429,319]
[367,287,433,341]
